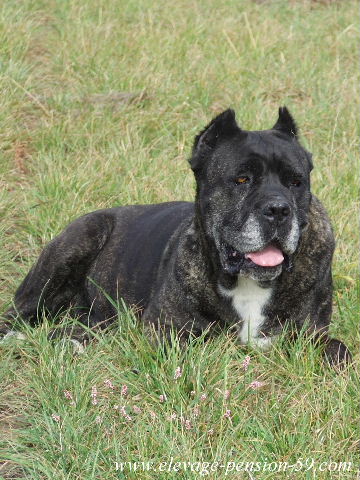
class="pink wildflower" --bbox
[149,411,157,420]
[104,379,114,390]
[193,405,200,417]
[224,389,231,400]
[91,386,98,405]
[64,390,73,400]
[121,384,128,397]
[64,390,76,405]
[200,393,207,402]
[95,416,102,424]
[184,419,192,430]
[249,380,265,390]
[120,406,132,421]
[51,414,61,422]
[169,412,177,420]
[132,405,141,414]
[159,394,167,403]
[224,409,232,419]
[174,367,182,380]
[242,355,251,371]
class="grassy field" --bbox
[0,0,359,478]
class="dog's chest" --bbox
[220,277,273,349]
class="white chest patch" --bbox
[219,277,273,350]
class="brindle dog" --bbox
[1,107,351,366]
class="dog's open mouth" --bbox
[244,245,284,267]
[224,243,292,275]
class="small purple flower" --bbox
[64,390,73,400]
[91,386,98,405]
[121,384,128,397]
[184,419,192,430]
[174,367,182,380]
[224,409,232,419]
[120,406,132,421]
[200,393,207,402]
[64,390,76,405]
[249,380,265,390]
[104,379,114,390]
[169,412,177,420]
[242,355,251,371]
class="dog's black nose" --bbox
[262,200,290,223]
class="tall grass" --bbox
[0,0,359,478]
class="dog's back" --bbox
[4,201,193,327]
[87,201,194,313]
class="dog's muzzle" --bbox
[261,200,291,225]
[258,197,291,227]
[223,242,293,276]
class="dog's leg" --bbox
[306,277,352,368]
[322,336,352,367]
[47,324,93,354]
[1,212,114,339]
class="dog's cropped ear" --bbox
[272,106,298,137]
[190,109,239,171]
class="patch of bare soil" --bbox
[84,90,149,111]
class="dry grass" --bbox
[0,0,359,478]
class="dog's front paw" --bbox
[48,325,91,355]
[323,338,352,369]
[0,319,26,344]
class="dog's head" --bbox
[189,107,313,282]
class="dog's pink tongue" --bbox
[245,246,284,267]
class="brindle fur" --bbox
[1,107,351,366]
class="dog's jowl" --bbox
[1,107,351,366]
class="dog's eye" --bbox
[290,179,301,187]
[235,176,250,185]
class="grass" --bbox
[0,0,359,478]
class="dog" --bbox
[1,107,351,366]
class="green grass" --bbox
[0,0,359,478]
